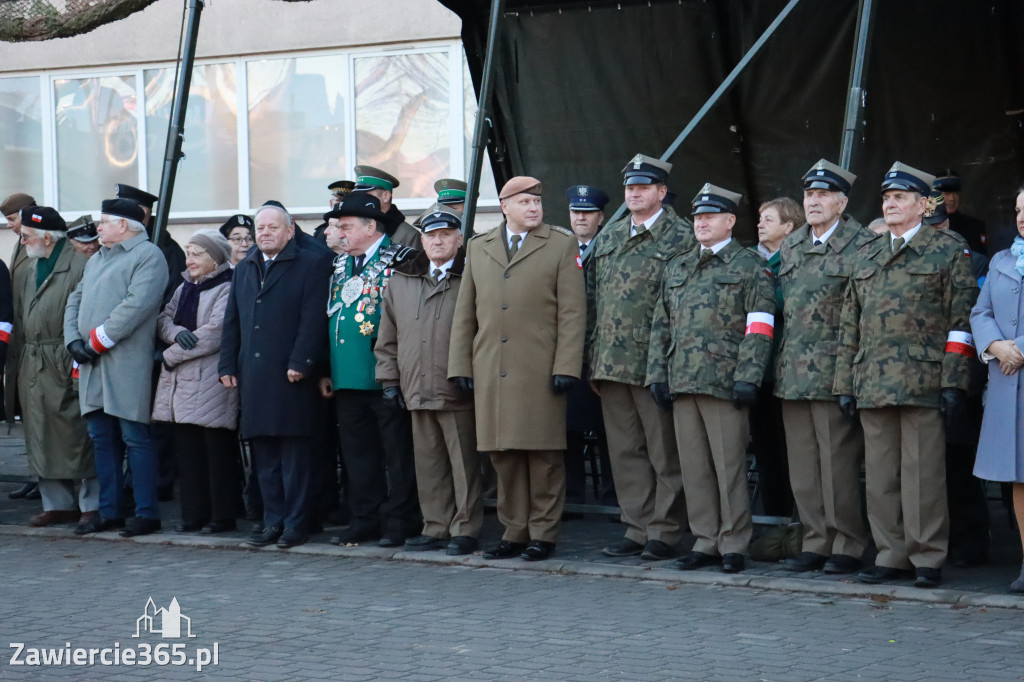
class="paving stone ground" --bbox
[1,536,1023,680]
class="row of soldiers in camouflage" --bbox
[587,155,974,587]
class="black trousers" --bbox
[172,424,243,524]
[333,389,420,535]
[749,383,793,517]
[250,435,313,533]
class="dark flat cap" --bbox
[101,198,146,223]
[115,183,159,208]
[499,176,543,200]
[1,193,36,217]
[20,206,66,232]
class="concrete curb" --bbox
[3,523,1022,610]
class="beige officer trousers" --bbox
[489,450,565,543]
[673,394,752,556]
[410,409,482,539]
[860,406,949,570]
[782,400,868,558]
[599,381,687,545]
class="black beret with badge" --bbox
[691,183,743,215]
[564,185,609,211]
[20,205,66,232]
[802,159,857,193]
[421,207,463,233]
[101,198,146,223]
[218,213,255,239]
[621,153,672,185]
[880,162,935,195]
[114,183,159,208]
[67,214,99,242]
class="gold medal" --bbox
[359,321,375,336]
[354,313,364,322]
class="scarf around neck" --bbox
[1011,236,1024,278]
[172,266,233,331]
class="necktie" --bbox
[432,268,443,283]
[509,234,521,260]
[813,239,822,247]
[353,254,365,275]
[260,258,270,275]
[892,236,905,254]
[698,248,714,265]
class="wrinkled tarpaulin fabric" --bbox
[442,0,1024,245]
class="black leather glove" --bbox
[552,375,578,394]
[67,339,97,365]
[175,330,199,350]
[731,381,758,409]
[939,388,967,430]
[382,386,407,412]
[649,382,673,412]
[451,377,474,394]
[838,395,858,423]
[154,348,166,364]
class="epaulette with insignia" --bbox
[381,244,418,266]
[550,225,575,238]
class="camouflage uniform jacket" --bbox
[647,240,776,400]
[833,226,978,408]
[773,217,875,401]
[586,206,695,385]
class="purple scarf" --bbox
[172,268,233,331]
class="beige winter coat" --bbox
[152,263,238,429]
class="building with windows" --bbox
[0,0,499,251]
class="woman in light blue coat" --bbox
[970,187,1024,593]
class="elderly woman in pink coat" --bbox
[970,187,1024,593]
[153,229,241,534]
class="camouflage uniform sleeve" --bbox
[645,278,672,387]
[832,274,861,396]
[942,248,980,391]
[583,243,598,366]
[734,260,776,386]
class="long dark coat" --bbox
[219,238,332,439]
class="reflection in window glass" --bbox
[145,63,239,212]
[463,58,497,201]
[355,52,450,200]
[0,77,44,201]
[55,75,138,211]
[247,55,347,209]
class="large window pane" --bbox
[0,77,44,200]
[247,56,347,209]
[355,52,450,200]
[54,75,138,211]
[145,63,239,212]
[463,58,497,201]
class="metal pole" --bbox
[839,0,875,170]
[462,0,505,237]
[151,0,204,247]
[597,0,804,232]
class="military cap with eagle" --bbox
[802,159,857,194]
[353,165,400,192]
[420,207,463,233]
[621,153,672,185]
[880,162,935,195]
[564,185,609,211]
[691,183,743,215]
[434,178,468,205]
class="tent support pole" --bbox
[595,0,804,237]
[839,0,876,170]
[151,0,204,247]
[463,0,505,236]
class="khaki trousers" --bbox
[410,409,482,539]
[599,381,687,545]
[489,450,565,543]
[860,406,949,570]
[673,394,752,556]
[782,400,867,558]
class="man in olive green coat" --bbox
[835,162,978,588]
[774,159,873,575]
[587,154,694,562]
[449,176,585,562]
[648,184,775,574]
[17,207,96,529]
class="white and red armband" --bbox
[0,321,11,344]
[945,331,975,357]
[88,325,116,354]
[745,312,775,339]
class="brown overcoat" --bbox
[448,222,585,451]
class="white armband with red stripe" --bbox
[945,331,974,357]
[0,321,11,344]
[89,325,116,354]
[745,312,775,339]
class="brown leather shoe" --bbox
[77,511,99,527]
[28,510,81,527]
